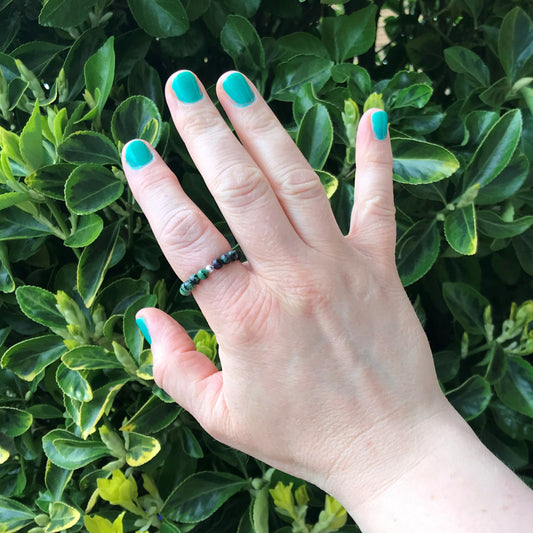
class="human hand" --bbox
[122,71,453,506]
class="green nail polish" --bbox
[136,317,152,345]
[125,140,153,170]
[172,71,203,103]
[222,72,255,107]
[371,110,388,141]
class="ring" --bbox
[179,249,242,296]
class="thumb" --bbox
[135,308,227,435]
[347,109,396,267]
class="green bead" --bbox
[180,281,194,296]
[197,268,209,280]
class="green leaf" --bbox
[0,242,15,293]
[276,32,329,62]
[475,152,529,205]
[296,104,333,170]
[16,285,67,328]
[0,495,35,533]
[330,180,354,236]
[389,83,433,109]
[62,28,106,100]
[490,400,533,441]
[0,407,33,437]
[59,131,120,165]
[0,207,53,240]
[124,294,157,361]
[442,282,490,335]
[270,55,333,102]
[82,37,115,119]
[495,357,533,418]
[444,204,478,255]
[62,345,122,370]
[392,138,460,184]
[128,60,164,111]
[77,222,120,307]
[331,63,371,101]
[319,5,377,63]
[64,213,103,248]
[79,379,128,439]
[221,15,265,79]
[434,350,460,384]
[315,170,338,199]
[19,101,43,172]
[120,395,180,434]
[127,0,189,38]
[477,211,533,239]
[38,0,98,29]
[444,46,490,87]
[111,95,162,148]
[446,375,491,421]
[56,363,93,402]
[513,229,533,276]
[463,109,522,191]
[221,0,260,18]
[126,432,161,466]
[462,110,499,147]
[46,502,80,533]
[396,219,440,286]
[498,7,533,84]
[42,429,109,470]
[25,164,74,200]
[162,472,249,523]
[95,278,150,316]
[65,164,124,215]
[1,335,68,381]
[0,192,30,211]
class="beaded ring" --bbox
[179,249,241,296]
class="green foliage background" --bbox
[0,0,532,531]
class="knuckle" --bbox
[278,166,325,201]
[179,110,224,139]
[214,163,269,209]
[133,165,173,198]
[156,207,209,254]
[362,193,396,219]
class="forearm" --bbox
[331,408,533,532]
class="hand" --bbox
[122,71,452,505]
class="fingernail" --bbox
[125,140,153,170]
[172,71,203,103]
[136,317,152,345]
[222,72,255,107]
[371,110,388,140]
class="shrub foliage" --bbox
[0,0,532,532]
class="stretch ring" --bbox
[179,249,241,296]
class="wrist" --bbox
[326,404,533,532]
[322,396,459,511]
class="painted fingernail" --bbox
[172,71,203,103]
[136,317,152,345]
[125,140,154,170]
[222,72,255,107]
[371,110,388,141]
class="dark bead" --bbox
[220,253,232,264]
[183,281,194,291]
[228,250,239,261]
[189,274,200,285]
[212,258,223,269]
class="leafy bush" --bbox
[0,0,532,531]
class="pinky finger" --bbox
[136,308,228,433]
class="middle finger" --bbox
[165,71,301,268]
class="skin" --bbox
[122,71,533,532]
